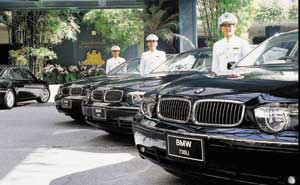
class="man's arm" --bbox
[140,54,145,76]
[212,44,219,75]
[161,52,167,63]
[106,60,110,74]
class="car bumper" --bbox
[132,115,299,185]
[55,95,85,117]
[82,102,139,134]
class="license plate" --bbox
[62,99,72,108]
[92,108,106,120]
[167,134,204,162]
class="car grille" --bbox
[104,90,123,102]
[70,87,83,96]
[193,99,245,126]
[61,87,70,95]
[92,90,104,101]
[157,98,191,123]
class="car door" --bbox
[20,68,44,98]
[10,68,34,100]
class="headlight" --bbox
[128,92,145,105]
[254,103,298,133]
[140,97,156,119]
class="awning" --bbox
[0,0,144,10]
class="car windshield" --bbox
[152,49,212,73]
[108,58,140,75]
[236,31,298,68]
[0,67,5,77]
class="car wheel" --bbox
[3,89,15,109]
[37,88,50,103]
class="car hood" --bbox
[101,71,201,92]
[62,74,140,88]
[158,72,298,103]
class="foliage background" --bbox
[83,9,144,53]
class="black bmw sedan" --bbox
[82,48,212,134]
[0,66,50,109]
[132,30,298,185]
[55,57,142,121]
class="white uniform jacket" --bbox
[106,57,126,74]
[212,36,251,75]
[140,50,166,76]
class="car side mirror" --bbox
[227,61,236,70]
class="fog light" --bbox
[288,176,296,185]
[140,146,145,153]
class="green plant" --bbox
[9,47,30,66]
[8,10,81,76]
[83,9,143,53]
[288,3,298,21]
[197,0,254,46]
[42,64,105,84]
[144,0,178,47]
[42,11,80,45]
[254,0,285,26]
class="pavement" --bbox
[0,103,221,185]
[49,84,61,103]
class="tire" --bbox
[3,89,15,109]
[37,88,50,103]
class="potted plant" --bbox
[254,0,286,37]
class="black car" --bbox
[0,66,50,109]
[132,30,299,185]
[55,57,142,121]
[82,48,212,134]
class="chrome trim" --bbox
[104,106,139,110]
[192,99,245,127]
[104,90,123,103]
[91,89,105,102]
[157,97,192,124]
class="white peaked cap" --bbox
[218,12,238,27]
[111,45,121,51]
[146,34,159,41]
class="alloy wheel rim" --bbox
[6,91,14,107]
[41,89,50,102]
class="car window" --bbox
[192,53,213,72]
[153,50,212,73]
[237,32,298,67]
[20,68,35,80]
[11,68,24,80]
[108,58,140,75]
[256,40,297,65]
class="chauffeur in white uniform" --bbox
[212,12,251,75]
[140,34,167,76]
[106,45,126,74]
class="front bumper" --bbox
[132,115,299,185]
[82,102,139,134]
[55,95,85,117]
